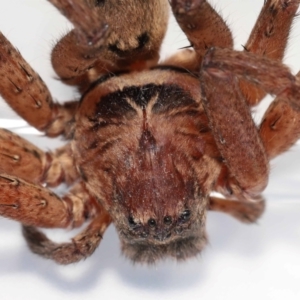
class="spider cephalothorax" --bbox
[0,0,300,265]
[73,68,218,262]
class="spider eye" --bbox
[148,218,157,227]
[163,216,172,225]
[179,210,191,222]
[128,216,137,227]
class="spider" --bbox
[0,0,299,265]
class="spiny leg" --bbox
[259,71,300,159]
[239,0,299,106]
[201,49,270,199]
[0,175,111,264]
[0,129,78,186]
[166,0,233,70]
[0,177,93,228]
[244,0,299,66]
[49,0,169,87]
[203,48,294,96]
[0,130,110,263]
[202,48,300,194]
[0,32,77,137]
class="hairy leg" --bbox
[23,210,111,264]
[0,178,96,228]
[259,71,300,159]
[0,174,112,264]
[0,129,112,264]
[167,0,233,71]
[0,32,76,137]
[202,48,300,197]
[201,49,270,199]
[240,0,299,105]
[0,129,78,186]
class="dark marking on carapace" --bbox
[99,140,119,155]
[91,83,198,130]
[96,91,137,119]
[151,84,198,114]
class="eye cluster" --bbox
[127,209,191,241]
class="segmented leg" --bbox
[0,32,76,137]
[23,211,111,265]
[259,71,300,159]
[50,0,169,87]
[49,0,109,86]
[0,129,78,186]
[201,49,269,198]
[0,133,111,264]
[239,0,299,106]
[50,0,109,47]
[0,174,111,264]
[170,0,233,57]
[203,48,294,96]
[0,178,95,228]
[202,48,300,198]
[209,196,265,223]
[166,0,233,70]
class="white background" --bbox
[1,1,300,299]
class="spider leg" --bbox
[203,48,294,96]
[170,0,233,57]
[0,129,78,186]
[49,0,109,48]
[202,47,300,198]
[0,121,110,260]
[259,71,300,159]
[0,177,95,227]
[166,0,233,70]
[49,0,169,88]
[0,32,77,137]
[209,196,265,224]
[0,176,111,264]
[239,0,299,106]
[23,209,111,265]
[201,49,270,199]
[49,0,109,86]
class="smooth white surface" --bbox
[0,1,300,299]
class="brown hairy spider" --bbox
[0,0,300,265]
